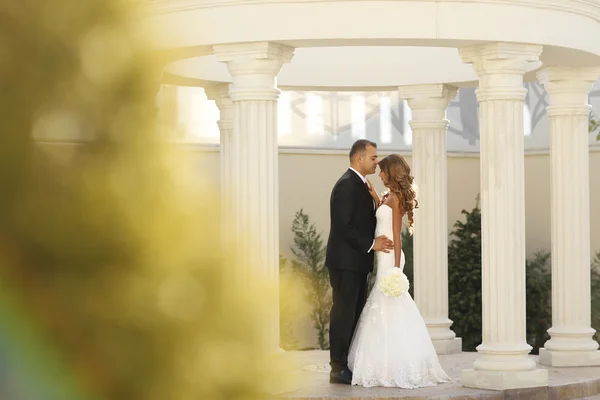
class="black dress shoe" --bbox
[329,369,352,384]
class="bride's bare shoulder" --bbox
[388,192,404,214]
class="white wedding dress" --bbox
[348,204,451,388]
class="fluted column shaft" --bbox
[215,42,294,350]
[477,96,528,350]
[206,84,234,236]
[537,67,600,367]
[459,42,547,390]
[399,84,461,355]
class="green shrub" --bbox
[404,197,553,353]
[287,204,600,354]
[590,116,600,141]
[289,210,332,350]
[279,255,301,351]
[447,199,483,351]
[525,251,552,354]
[591,252,600,343]
[401,229,415,298]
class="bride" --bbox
[347,154,451,388]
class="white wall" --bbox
[39,143,600,348]
[198,147,600,348]
[194,147,600,260]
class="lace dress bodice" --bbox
[375,204,404,281]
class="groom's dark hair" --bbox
[349,139,377,161]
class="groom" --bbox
[326,139,394,384]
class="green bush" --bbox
[525,251,552,354]
[289,210,332,350]
[591,252,600,342]
[287,205,600,353]
[279,255,301,351]
[590,116,600,141]
[447,200,483,351]
[401,230,415,298]
[403,197,554,353]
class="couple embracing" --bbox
[326,139,450,388]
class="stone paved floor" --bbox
[278,351,600,400]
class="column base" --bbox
[539,348,600,367]
[432,337,462,355]
[461,368,548,391]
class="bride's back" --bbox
[375,204,403,274]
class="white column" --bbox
[536,66,600,367]
[214,42,294,350]
[206,84,234,241]
[398,84,462,355]
[459,43,548,390]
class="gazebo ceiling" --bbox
[141,0,600,88]
[166,45,479,90]
[162,43,600,90]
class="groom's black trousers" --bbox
[328,268,369,373]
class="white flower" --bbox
[378,269,410,297]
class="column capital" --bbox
[537,66,600,114]
[399,84,457,124]
[213,42,294,101]
[205,83,232,108]
[459,42,543,70]
[213,42,294,65]
[205,83,234,131]
[459,43,542,94]
[537,66,600,88]
[398,84,458,110]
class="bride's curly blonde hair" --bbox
[378,154,418,234]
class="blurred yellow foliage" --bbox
[0,0,290,399]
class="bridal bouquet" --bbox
[379,269,410,297]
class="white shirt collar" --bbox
[349,167,366,183]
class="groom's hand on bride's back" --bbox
[373,235,393,253]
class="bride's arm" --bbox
[391,194,403,268]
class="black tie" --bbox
[367,182,376,210]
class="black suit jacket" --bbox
[325,169,377,273]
